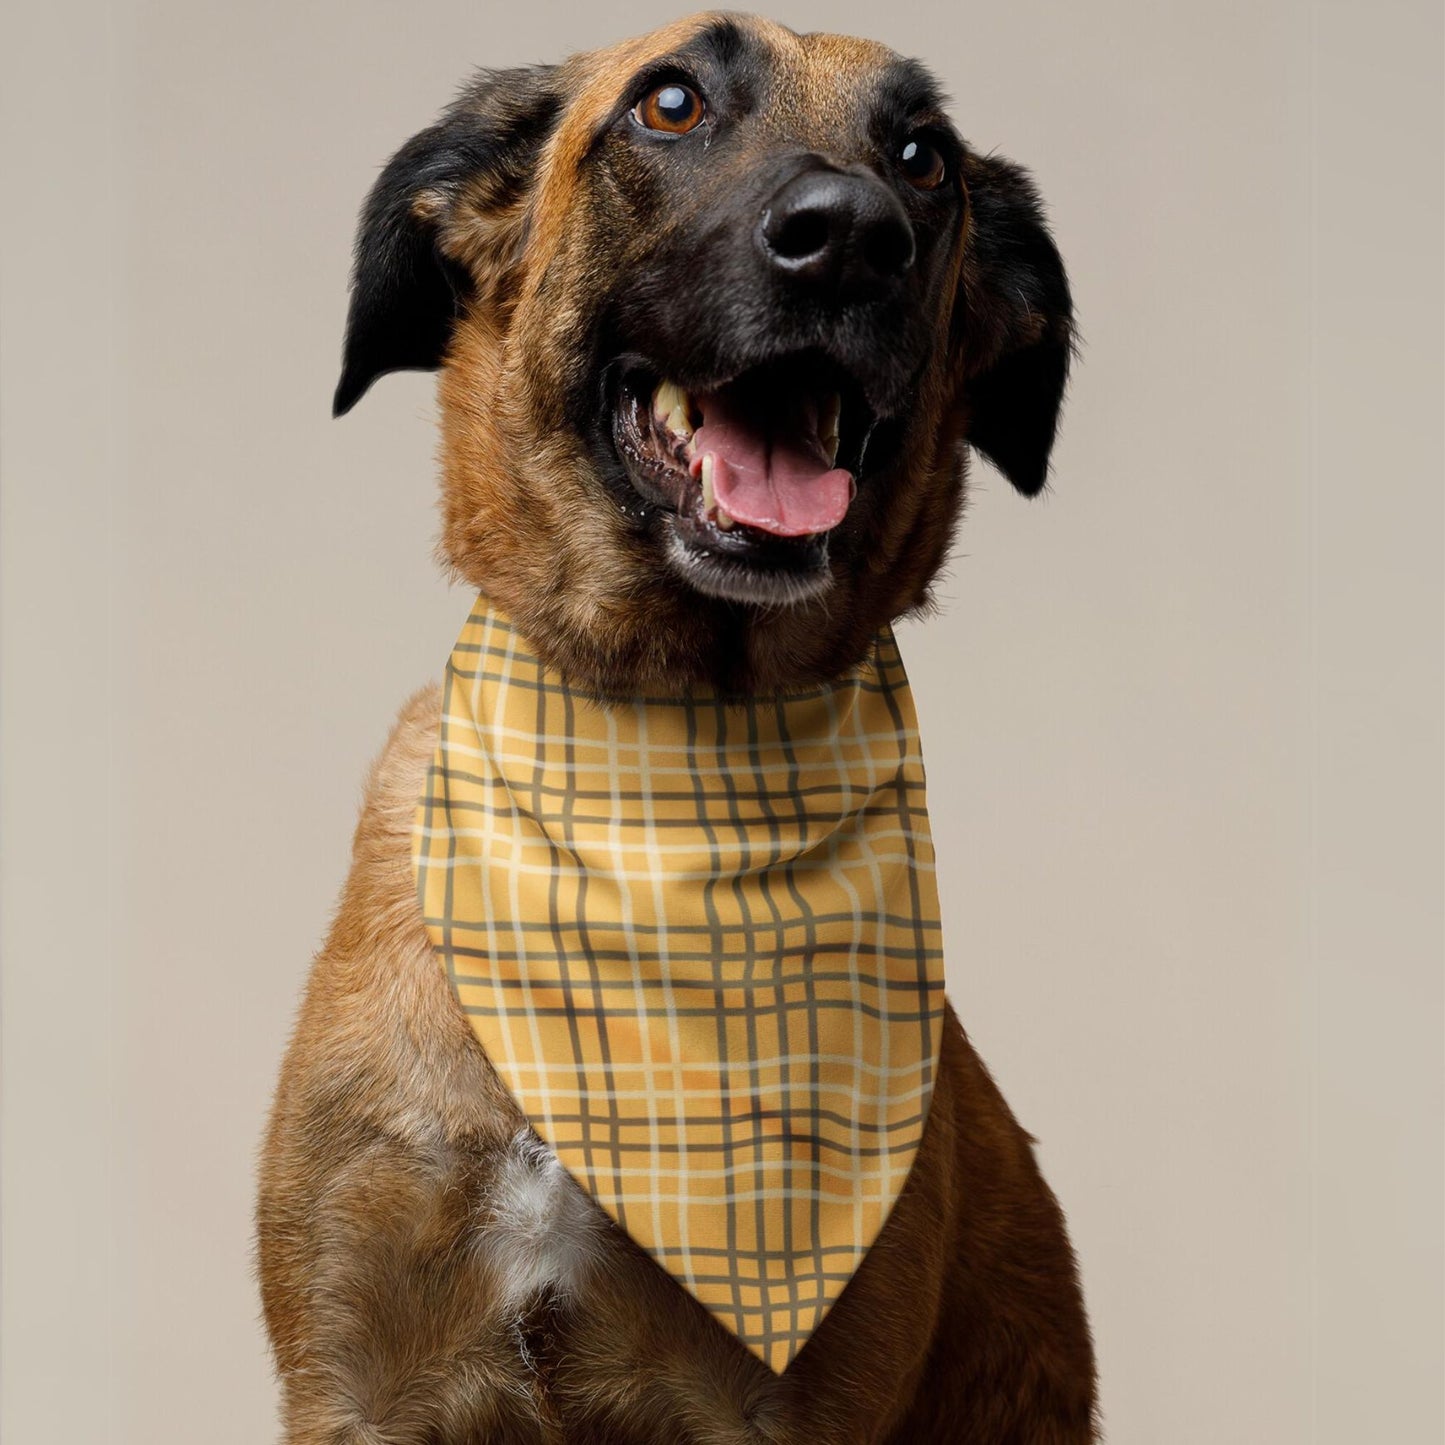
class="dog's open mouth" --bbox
[610,354,873,605]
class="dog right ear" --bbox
[333,66,562,417]
[952,152,1075,498]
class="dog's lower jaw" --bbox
[662,530,836,607]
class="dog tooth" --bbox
[700,453,716,514]
[653,379,695,441]
[819,392,842,465]
[653,380,694,434]
[653,379,681,417]
[716,507,735,531]
[666,402,693,441]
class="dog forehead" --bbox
[556,12,902,150]
[758,25,904,138]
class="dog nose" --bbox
[758,168,916,296]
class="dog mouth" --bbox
[609,354,875,605]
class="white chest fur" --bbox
[475,1129,606,1312]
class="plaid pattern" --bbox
[414,595,945,1374]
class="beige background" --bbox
[2,0,1441,1440]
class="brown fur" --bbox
[260,14,1095,1442]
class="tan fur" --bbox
[261,15,1095,1442]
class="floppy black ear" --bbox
[333,65,561,418]
[957,154,1075,496]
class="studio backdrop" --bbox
[2,1,1440,1441]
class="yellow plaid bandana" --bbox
[414,594,946,1373]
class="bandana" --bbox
[413,594,946,1373]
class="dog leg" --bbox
[881,1016,1099,1444]
[262,1128,576,1445]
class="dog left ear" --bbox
[333,65,561,417]
[954,153,1075,496]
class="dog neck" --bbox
[412,590,948,1373]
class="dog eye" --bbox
[633,83,705,135]
[898,135,947,191]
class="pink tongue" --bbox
[689,390,853,538]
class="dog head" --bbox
[335,13,1073,692]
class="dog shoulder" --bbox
[350,681,444,868]
[316,679,458,1030]
[277,681,519,1139]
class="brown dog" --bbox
[258,13,1095,1442]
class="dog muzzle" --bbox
[413,594,946,1373]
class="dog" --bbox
[258,13,1096,1443]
